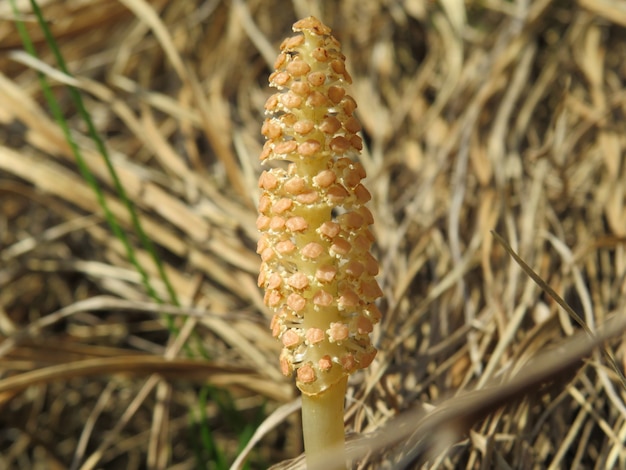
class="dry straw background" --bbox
[2,0,626,468]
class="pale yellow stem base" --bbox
[301,376,348,470]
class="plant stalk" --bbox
[301,376,348,470]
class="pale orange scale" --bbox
[356,316,374,335]
[353,162,367,179]
[298,140,321,157]
[286,216,308,232]
[274,141,298,155]
[330,237,351,256]
[274,53,287,70]
[287,293,306,312]
[338,288,360,308]
[313,289,333,307]
[339,211,364,229]
[259,145,271,161]
[319,116,342,134]
[366,304,383,323]
[283,113,298,126]
[293,120,314,134]
[359,207,375,225]
[266,126,283,139]
[294,17,332,35]
[259,171,278,190]
[277,307,291,320]
[328,58,351,82]
[344,260,364,278]
[265,121,283,139]
[267,272,283,290]
[270,216,286,231]
[291,81,311,96]
[273,198,293,214]
[281,329,301,348]
[256,235,269,254]
[256,215,270,230]
[275,240,296,254]
[318,355,333,371]
[359,229,376,243]
[326,184,349,203]
[265,289,282,307]
[272,321,282,339]
[344,116,362,133]
[296,191,319,205]
[330,59,347,76]
[358,349,377,368]
[306,91,329,108]
[279,351,292,376]
[335,157,352,170]
[286,60,311,77]
[312,47,330,62]
[270,314,280,337]
[330,136,351,154]
[327,322,349,341]
[341,96,358,115]
[267,290,283,307]
[307,71,326,86]
[341,353,356,372]
[305,328,325,344]
[257,269,266,287]
[313,169,336,188]
[261,119,270,136]
[283,176,306,194]
[315,265,337,283]
[350,135,363,151]
[301,242,324,259]
[270,71,291,86]
[361,279,383,300]
[343,168,362,188]
[327,85,346,104]
[264,94,279,111]
[261,247,275,262]
[363,253,380,275]
[353,233,372,252]
[318,221,341,239]
[297,364,316,384]
[281,34,305,50]
[258,195,272,214]
[287,272,309,289]
[354,184,372,203]
[281,92,303,109]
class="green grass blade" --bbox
[26,0,180,306]
[10,3,264,467]
[10,0,164,305]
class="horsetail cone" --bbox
[257,16,382,396]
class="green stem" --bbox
[301,376,348,470]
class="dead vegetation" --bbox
[1,0,626,468]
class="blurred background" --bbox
[1,0,626,468]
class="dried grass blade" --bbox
[491,230,626,391]
[0,355,257,395]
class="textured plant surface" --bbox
[257,17,382,396]
[4,1,626,469]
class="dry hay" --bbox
[1,0,626,468]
